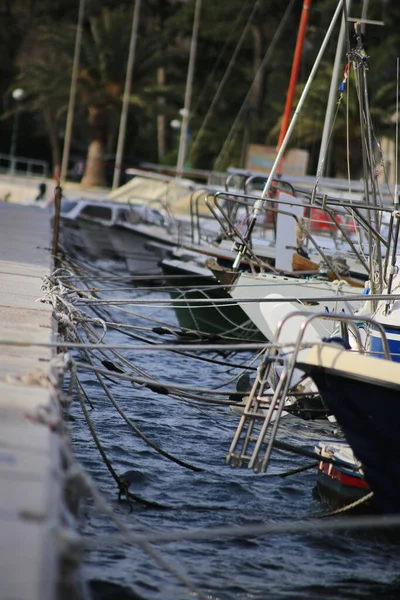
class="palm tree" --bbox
[15,24,74,177]
[14,5,168,186]
[78,6,143,186]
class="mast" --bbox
[383,57,400,311]
[176,0,202,178]
[395,56,399,211]
[112,0,142,190]
[352,20,382,297]
[317,0,351,178]
[276,0,312,151]
[60,0,86,182]
[318,0,383,179]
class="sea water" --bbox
[67,265,400,600]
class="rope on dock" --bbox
[55,301,207,472]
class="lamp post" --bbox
[9,88,25,175]
[170,119,181,162]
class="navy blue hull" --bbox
[297,364,400,514]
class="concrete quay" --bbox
[0,201,78,600]
[0,172,109,205]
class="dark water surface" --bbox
[67,264,400,600]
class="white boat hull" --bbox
[230,271,364,341]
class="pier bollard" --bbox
[52,181,62,265]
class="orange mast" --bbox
[277,0,312,151]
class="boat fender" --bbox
[146,383,170,395]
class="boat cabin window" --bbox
[116,209,130,222]
[80,205,113,220]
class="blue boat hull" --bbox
[369,325,400,362]
[297,363,400,514]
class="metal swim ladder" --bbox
[226,311,391,474]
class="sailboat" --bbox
[225,185,367,341]
[159,246,264,341]
[301,24,400,512]
[210,0,371,342]
[160,0,367,342]
[297,338,400,514]
[226,6,400,515]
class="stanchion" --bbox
[52,180,62,266]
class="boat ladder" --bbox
[226,310,391,474]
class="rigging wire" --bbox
[190,0,255,118]
[213,0,296,171]
[189,0,260,163]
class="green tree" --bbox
[15,24,75,176]
[267,0,400,179]
[77,0,185,184]
[5,0,400,182]
[13,3,165,185]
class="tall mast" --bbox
[112,0,142,190]
[394,56,400,210]
[318,0,383,179]
[60,0,86,182]
[317,0,351,178]
[276,0,312,151]
[176,0,202,177]
[352,19,382,298]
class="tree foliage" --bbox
[1,0,399,184]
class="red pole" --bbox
[277,0,312,151]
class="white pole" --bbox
[112,0,142,190]
[60,0,86,182]
[176,0,202,178]
[316,0,351,179]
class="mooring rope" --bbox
[63,462,207,599]
[95,321,259,371]
[313,491,374,519]
[73,346,205,473]
[73,374,170,509]
[76,510,400,547]
[40,274,209,474]
[63,274,262,344]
